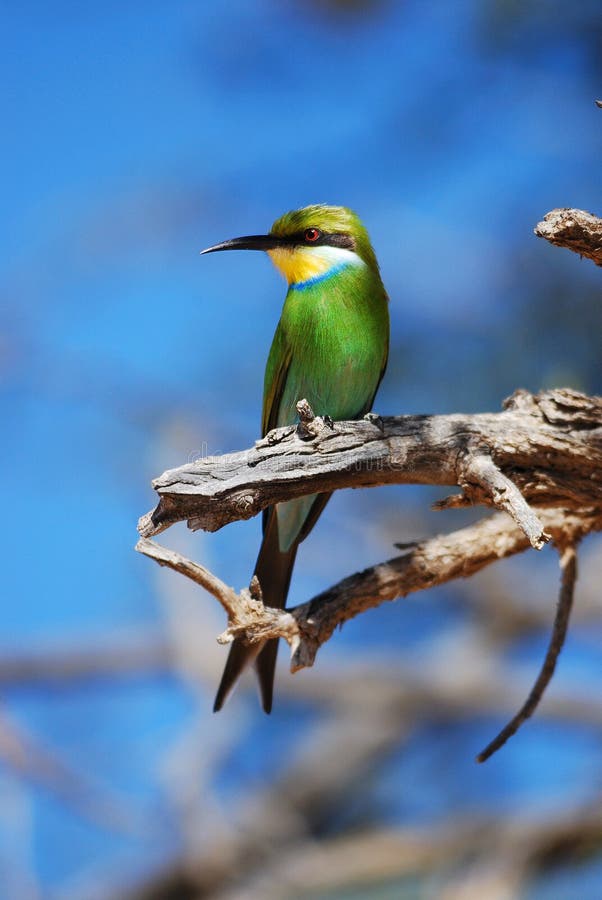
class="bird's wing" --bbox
[370,341,389,410]
[261,320,293,436]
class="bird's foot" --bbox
[364,412,385,432]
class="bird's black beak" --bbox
[200,234,282,254]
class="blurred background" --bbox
[2,1,602,897]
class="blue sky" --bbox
[1,0,601,893]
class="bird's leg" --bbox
[364,411,385,432]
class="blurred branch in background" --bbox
[3,568,602,898]
[0,707,148,836]
[123,800,602,900]
[119,646,602,900]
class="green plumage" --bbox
[270,204,380,271]
[209,205,390,712]
[266,262,389,550]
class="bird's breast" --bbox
[278,273,388,423]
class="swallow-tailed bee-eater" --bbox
[202,205,390,712]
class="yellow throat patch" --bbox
[268,246,341,285]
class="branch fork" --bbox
[135,204,602,760]
[138,387,602,665]
[137,379,602,757]
[451,446,551,550]
[135,537,318,669]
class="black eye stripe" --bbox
[324,233,355,250]
[275,231,355,250]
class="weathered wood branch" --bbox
[139,388,602,549]
[136,507,602,674]
[535,207,602,266]
[137,387,601,754]
[476,540,578,763]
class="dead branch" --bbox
[476,541,578,762]
[139,389,602,548]
[535,207,602,266]
[136,508,602,674]
[137,387,602,670]
[136,386,601,760]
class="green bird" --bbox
[201,205,390,712]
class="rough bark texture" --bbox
[137,388,602,672]
[139,388,602,542]
[535,207,602,266]
[137,507,601,673]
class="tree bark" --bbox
[136,388,602,671]
[535,207,602,266]
[139,388,602,545]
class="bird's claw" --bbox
[364,412,385,432]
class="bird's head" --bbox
[201,204,379,287]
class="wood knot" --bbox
[502,389,538,413]
[296,398,335,441]
[235,494,255,515]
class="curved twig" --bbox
[476,542,579,762]
[136,510,600,674]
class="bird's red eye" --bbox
[304,228,321,242]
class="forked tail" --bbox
[213,510,297,713]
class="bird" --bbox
[201,205,390,713]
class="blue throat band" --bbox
[290,262,350,291]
